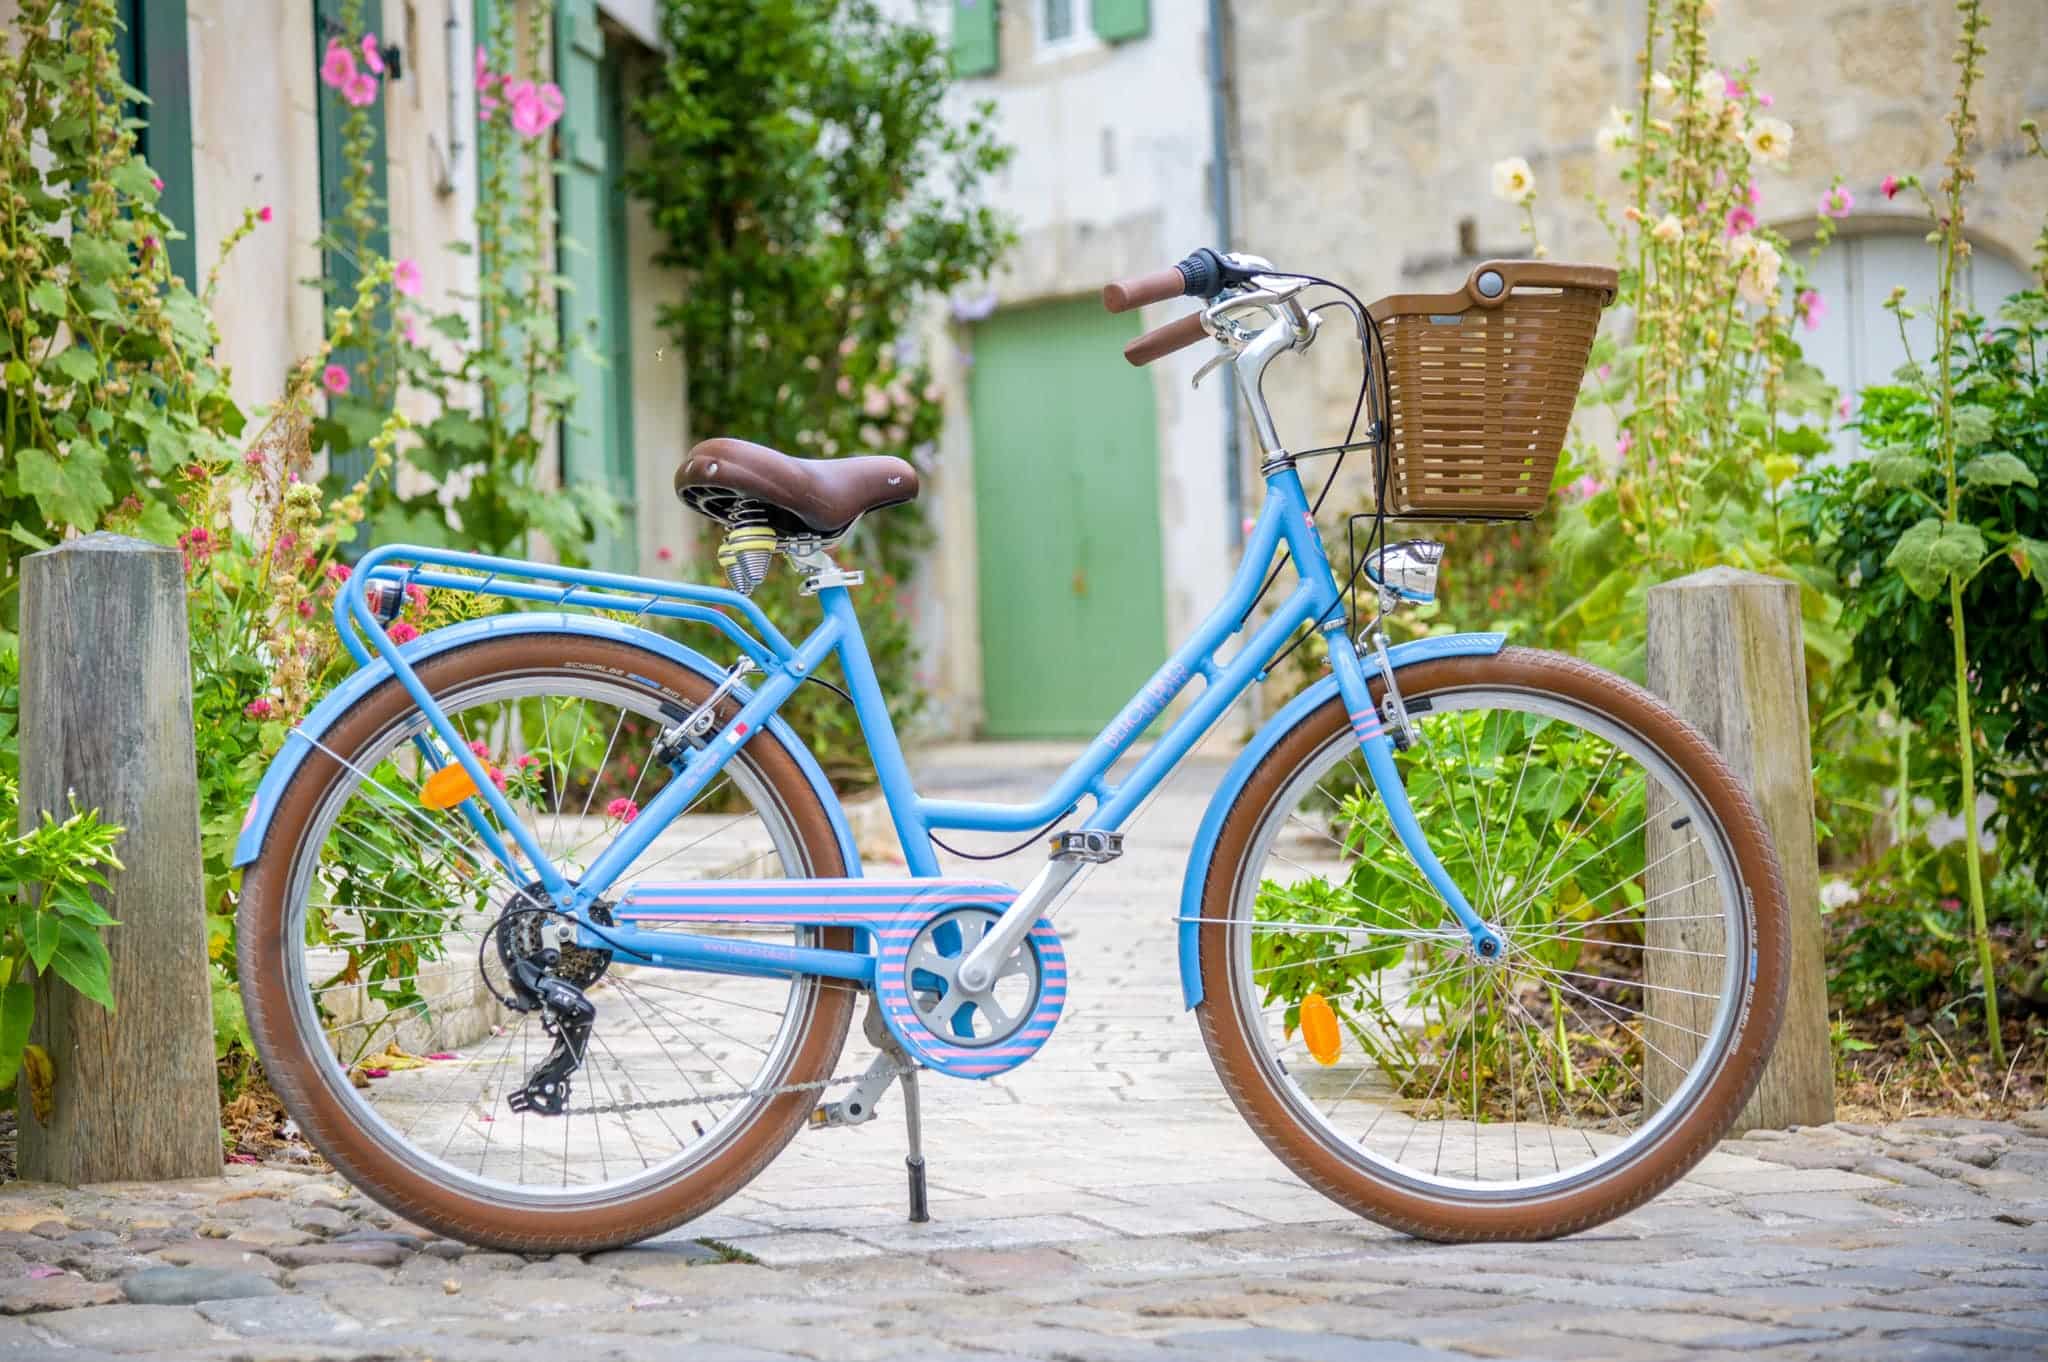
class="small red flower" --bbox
[605,797,640,824]
[245,697,276,719]
[387,621,420,644]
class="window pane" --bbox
[1045,0,1074,42]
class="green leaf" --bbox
[210,970,248,1059]
[26,281,65,316]
[1885,517,1987,599]
[1959,452,2038,490]
[49,921,115,1012]
[1952,406,1995,449]
[23,909,61,973]
[2014,536,2048,590]
[110,158,157,199]
[0,982,33,1089]
[45,347,101,385]
[15,444,114,530]
[69,233,128,284]
[1868,445,1932,488]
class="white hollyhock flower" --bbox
[1491,156,1536,204]
[1746,116,1794,166]
[1596,106,1635,156]
[1651,214,1684,242]
[1819,879,1860,911]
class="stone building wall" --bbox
[1229,0,2048,448]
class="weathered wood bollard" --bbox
[1644,566,1834,1132]
[17,533,220,1182]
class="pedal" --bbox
[1049,829,1122,863]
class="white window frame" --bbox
[1036,0,1100,60]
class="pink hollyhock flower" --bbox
[476,44,494,89]
[656,546,674,562]
[343,70,378,107]
[1616,430,1635,459]
[151,175,163,191]
[1819,185,1854,219]
[244,447,265,469]
[605,797,640,824]
[400,315,422,345]
[258,204,273,222]
[1797,288,1825,331]
[245,697,275,719]
[320,41,357,90]
[1881,174,1901,200]
[506,80,565,137]
[387,621,420,644]
[1571,474,1604,500]
[329,562,351,582]
[1838,395,1855,420]
[393,258,422,297]
[322,363,351,395]
[1725,206,1757,237]
[361,33,385,75]
[1744,182,1760,207]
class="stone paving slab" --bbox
[0,742,2043,1359]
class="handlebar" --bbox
[1101,248,1232,314]
[1122,313,1209,366]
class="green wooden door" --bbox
[313,0,388,504]
[555,0,636,570]
[969,299,1166,738]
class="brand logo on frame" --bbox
[1101,662,1189,749]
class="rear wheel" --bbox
[1195,648,1787,1240]
[238,633,857,1252]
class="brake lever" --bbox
[1191,347,1233,390]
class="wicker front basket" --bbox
[1366,260,1618,520]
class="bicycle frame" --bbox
[327,460,1494,992]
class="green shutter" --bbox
[115,0,198,289]
[313,0,390,498]
[952,0,998,78]
[1092,0,1148,43]
[554,0,635,570]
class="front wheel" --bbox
[1195,648,1788,1241]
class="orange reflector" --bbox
[420,763,481,810]
[1300,992,1341,1067]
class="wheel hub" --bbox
[905,907,1043,1048]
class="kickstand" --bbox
[900,1063,929,1223]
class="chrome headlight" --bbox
[1366,539,1445,604]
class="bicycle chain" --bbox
[565,1063,898,1117]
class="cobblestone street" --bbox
[2,744,2045,1361]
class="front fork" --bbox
[1322,619,1505,959]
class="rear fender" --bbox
[230,613,859,875]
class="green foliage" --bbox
[0,0,243,638]
[1800,295,2048,885]
[0,652,125,1087]
[627,0,1012,764]
[1251,708,1648,1114]
[1825,848,2048,1017]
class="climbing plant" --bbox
[627,0,1012,763]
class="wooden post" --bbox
[1644,566,1834,1132]
[16,533,220,1182]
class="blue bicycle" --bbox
[236,252,1788,1250]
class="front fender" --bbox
[231,613,860,876]
[1177,632,1506,1007]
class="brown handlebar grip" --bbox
[1102,267,1189,314]
[1123,312,1209,367]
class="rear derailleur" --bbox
[497,901,612,1117]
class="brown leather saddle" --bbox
[674,438,920,539]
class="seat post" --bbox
[784,540,866,597]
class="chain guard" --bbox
[613,878,1066,1079]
